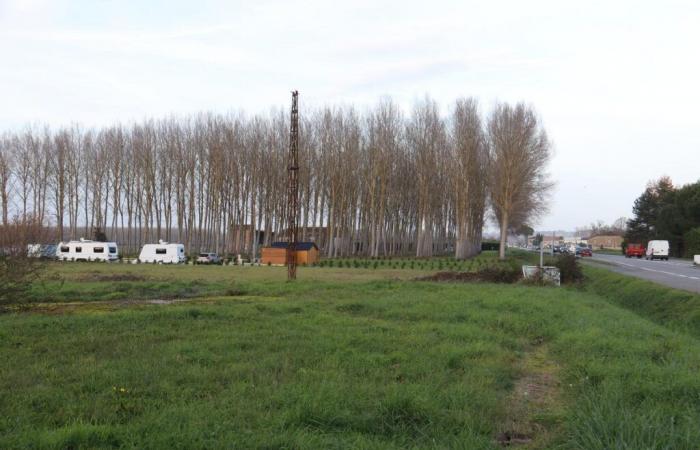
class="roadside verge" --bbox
[581,265,700,338]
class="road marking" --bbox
[601,257,700,280]
[637,266,696,279]
[616,261,637,268]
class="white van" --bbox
[138,240,186,264]
[57,239,119,262]
[646,240,670,261]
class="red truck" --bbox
[625,243,645,258]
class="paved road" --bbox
[586,253,700,294]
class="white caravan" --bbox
[56,239,119,262]
[138,240,186,264]
[646,240,670,261]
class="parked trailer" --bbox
[56,239,119,262]
[694,255,700,266]
[138,240,186,264]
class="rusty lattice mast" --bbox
[287,91,299,280]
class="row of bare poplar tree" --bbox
[0,97,551,259]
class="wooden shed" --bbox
[261,242,320,265]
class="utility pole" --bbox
[552,230,555,257]
[287,91,299,281]
[540,240,544,268]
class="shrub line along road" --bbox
[587,253,700,293]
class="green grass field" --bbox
[2,254,700,449]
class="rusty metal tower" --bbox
[287,91,299,280]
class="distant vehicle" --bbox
[139,240,186,264]
[552,245,562,254]
[694,255,700,266]
[578,247,592,257]
[196,252,221,264]
[625,243,645,258]
[27,243,57,259]
[56,239,118,262]
[646,240,670,261]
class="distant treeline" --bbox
[625,177,700,257]
[0,97,551,259]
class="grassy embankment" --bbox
[583,264,700,336]
[590,248,622,256]
[1,252,700,448]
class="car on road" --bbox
[625,243,645,258]
[694,255,700,266]
[578,247,592,257]
[196,252,222,264]
[646,240,670,261]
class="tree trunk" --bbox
[499,211,509,260]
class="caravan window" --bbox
[93,247,104,253]
[60,246,69,253]
[75,246,82,253]
[109,247,117,253]
[156,248,167,254]
[179,247,184,253]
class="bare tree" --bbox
[0,215,52,311]
[0,97,555,260]
[487,103,553,260]
[0,134,13,226]
[407,97,446,258]
[451,98,487,259]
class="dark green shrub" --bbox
[553,254,583,284]
[683,227,700,258]
[481,241,499,251]
[1,256,46,311]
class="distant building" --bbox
[562,236,588,246]
[588,235,623,249]
[261,242,320,265]
[528,235,563,247]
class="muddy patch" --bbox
[32,297,198,314]
[417,271,482,282]
[417,267,521,284]
[496,344,562,447]
[77,271,146,282]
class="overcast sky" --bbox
[1,0,698,231]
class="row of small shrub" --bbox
[316,257,515,273]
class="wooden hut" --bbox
[261,242,320,265]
